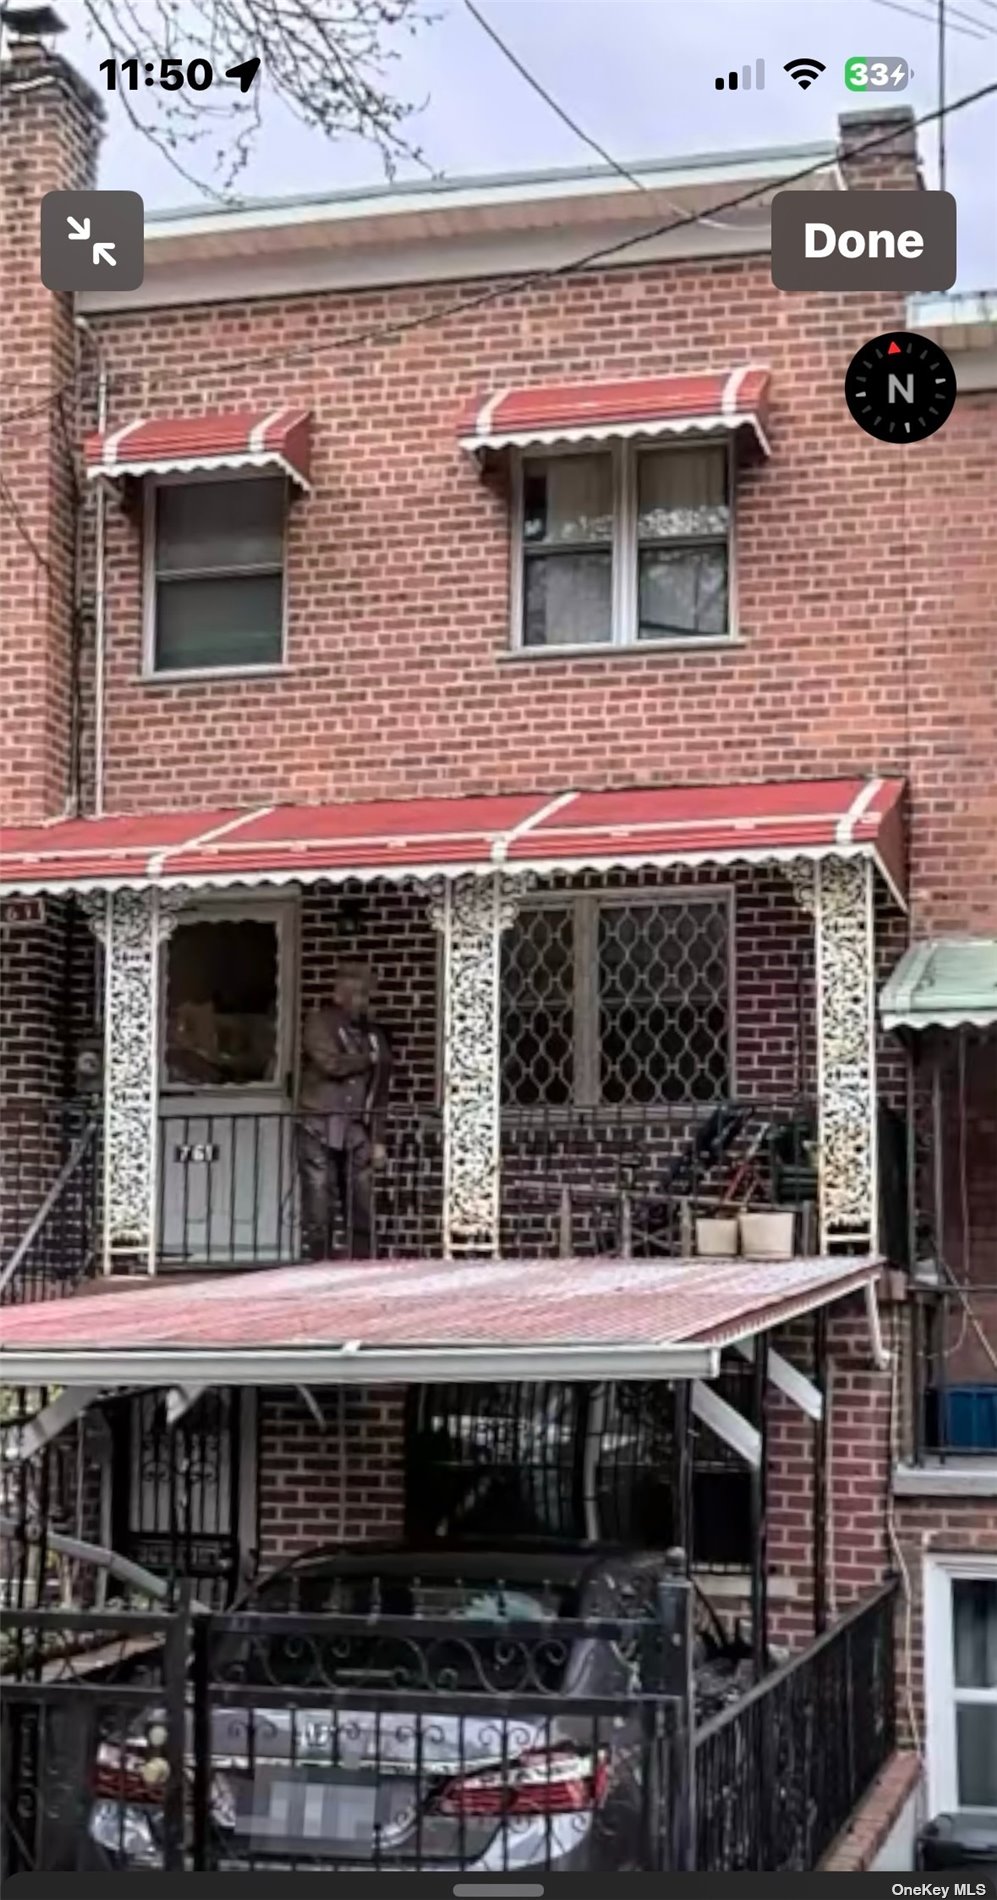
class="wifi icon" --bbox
[784,56,826,89]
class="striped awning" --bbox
[458,369,770,456]
[0,778,906,902]
[83,409,312,490]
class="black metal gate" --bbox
[0,1608,188,1877]
[110,1389,249,1607]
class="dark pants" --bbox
[297,1118,374,1260]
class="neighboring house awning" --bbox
[0,1254,882,1387]
[458,369,771,456]
[881,938,997,1031]
[0,777,906,902]
[82,409,312,490]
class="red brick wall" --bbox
[72,130,929,818]
[764,1300,895,1648]
[256,1386,406,1563]
[892,1495,997,1746]
[0,48,101,826]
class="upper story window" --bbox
[148,475,286,675]
[516,443,731,650]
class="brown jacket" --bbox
[299,1004,392,1135]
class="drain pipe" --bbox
[76,318,108,818]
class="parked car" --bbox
[87,1543,705,1873]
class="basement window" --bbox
[146,475,286,675]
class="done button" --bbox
[771,189,956,291]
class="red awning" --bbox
[83,409,311,490]
[0,778,906,902]
[458,369,770,456]
[0,1254,881,1386]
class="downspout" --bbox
[93,348,108,817]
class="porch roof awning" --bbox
[0,776,906,901]
[457,369,771,456]
[82,409,312,490]
[0,1255,881,1387]
[880,937,997,1031]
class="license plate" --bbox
[239,1772,377,1847]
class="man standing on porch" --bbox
[297,962,392,1260]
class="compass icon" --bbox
[844,330,957,444]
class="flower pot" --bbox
[739,1209,795,1259]
[696,1216,740,1257]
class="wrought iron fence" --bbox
[1,1556,694,1876]
[0,1108,99,1307]
[911,1279,997,1459]
[154,1098,819,1268]
[693,1581,897,1872]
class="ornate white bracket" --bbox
[83,889,184,1269]
[430,873,524,1256]
[811,858,878,1254]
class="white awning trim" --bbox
[0,839,902,903]
[691,1379,762,1468]
[458,411,771,457]
[0,1341,722,1389]
[86,449,312,490]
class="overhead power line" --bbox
[871,0,992,39]
[1,76,995,438]
[461,0,765,233]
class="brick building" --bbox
[1,11,995,1872]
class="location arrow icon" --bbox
[92,241,116,267]
[67,216,90,240]
[225,56,261,92]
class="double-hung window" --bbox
[516,442,731,650]
[147,475,286,675]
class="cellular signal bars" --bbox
[715,60,766,90]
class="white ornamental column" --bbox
[84,888,183,1272]
[798,858,879,1255]
[431,873,524,1257]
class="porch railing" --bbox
[155,1097,820,1269]
[693,1580,898,1871]
[912,1278,997,1459]
[0,1108,100,1307]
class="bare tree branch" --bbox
[79,0,435,198]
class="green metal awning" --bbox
[880,938,997,1031]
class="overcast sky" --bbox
[63,0,997,288]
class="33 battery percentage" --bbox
[845,58,913,91]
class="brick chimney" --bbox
[0,10,104,823]
[837,105,921,193]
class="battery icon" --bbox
[845,57,912,91]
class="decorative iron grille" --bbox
[501,894,732,1109]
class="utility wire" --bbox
[461,0,763,232]
[462,0,650,192]
[2,76,996,440]
[871,0,991,38]
[0,470,57,585]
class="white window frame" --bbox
[509,437,738,653]
[924,1552,997,1815]
[142,467,289,681]
[501,885,737,1115]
